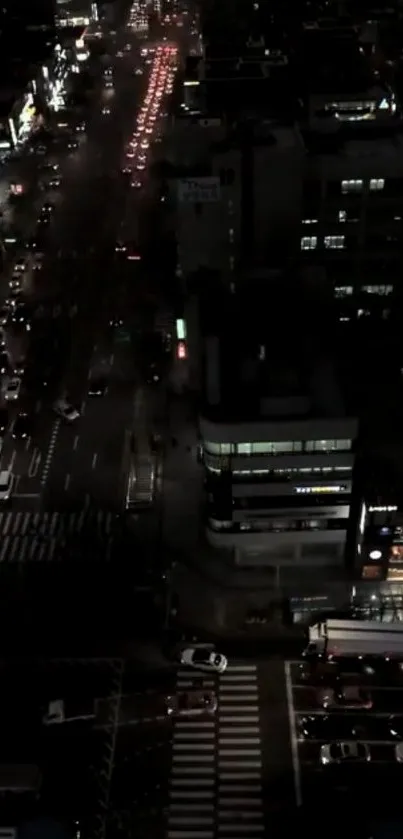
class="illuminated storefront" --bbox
[15,92,38,141]
[40,42,79,111]
[355,498,403,582]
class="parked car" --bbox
[166,691,217,718]
[320,741,371,766]
[317,685,373,711]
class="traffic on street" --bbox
[0,6,179,560]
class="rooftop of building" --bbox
[199,278,350,424]
[294,26,377,94]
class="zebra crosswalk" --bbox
[0,510,116,562]
[167,662,265,839]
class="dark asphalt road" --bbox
[0,26,157,522]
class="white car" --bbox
[53,399,80,422]
[320,741,371,766]
[4,377,21,401]
[180,647,228,674]
[0,471,13,502]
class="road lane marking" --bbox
[219,761,261,769]
[220,674,257,682]
[169,792,214,800]
[14,493,40,498]
[64,474,70,490]
[171,774,214,781]
[285,660,302,808]
[81,401,86,415]
[175,721,215,729]
[8,450,16,472]
[73,435,79,450]
[24,438,31,451]
[219,706,259,713]
[92,453,98,469]
[168,833,213,839]
[28,450,41,478]
[219,773,261,781]
[219,685,258,692]
[220,727,260,735]
[40,421,60,487]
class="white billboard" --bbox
[178,177,220,204]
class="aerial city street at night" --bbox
[2,0,403,836]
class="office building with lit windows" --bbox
[198,285,358,580]
[55,0,98,28]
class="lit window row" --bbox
[341,178,385,194]
[301,235,345,250]
[334,285,393,298]
[204,440,353,456]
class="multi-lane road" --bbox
[0,21,175,560]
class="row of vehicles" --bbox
[42,645,228,727]
[120,43,177,189]
[0,135,87,499]
[301,618,403,767]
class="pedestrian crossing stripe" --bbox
[167,663,265,839]
[0,510,115,538]
[0,511,116,563]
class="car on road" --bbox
[49,176,61,188]
[38,211,51,226]
[180,647,228,674]
[12,413,32,439]
[9,273,22,291]
[101,106,110,115]
[14,259,26,273]
[0,471,13,502]
[166,691,217,718]
[320,741,371,766]
[5,290,21,309]
[4,377,21,401]
[67,138,79,150]
[11,303,31,327]
[13,357,25,376]
[53,398,80,422]
[318,685,373,711]
[0,409,8,434]
[88,375,107,397]
[0,352,9,375]
[0,308,9,327]
[33,252,44,270]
